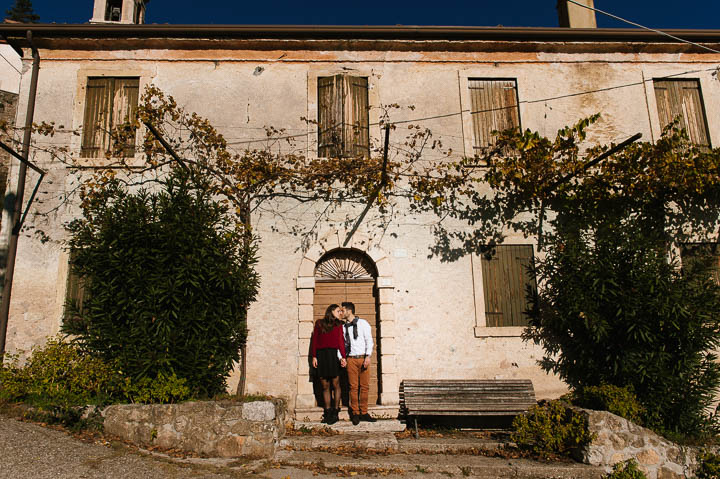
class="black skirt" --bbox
[316,348,341,378]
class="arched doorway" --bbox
[313,249,381,406]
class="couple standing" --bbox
[310,302,376,425]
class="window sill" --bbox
[474,326,526,338]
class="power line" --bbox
[567,0,720,55]
[224,65,718,146]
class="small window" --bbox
[105,0,123,21]
[81,77,139,158]
[654,79,711,148]
[480,245,536,327]
[468,79,520,151]
[317,75,369,158]
[680,243,720,285]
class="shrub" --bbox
[63,169,259,398]
[694,451,720,479]
[122,372,191,404]
[0,353,29,402]
[511,400,595,456]
[571,384,644,425]
[604,459,647,479]
[525,219,720,438]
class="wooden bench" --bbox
[399,379,537,437]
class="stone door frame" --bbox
[295,230,399,411]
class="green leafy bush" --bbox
[694,451,720,479]
[0,337,121,407]
[525,219,720,438]
[511,400,595,456]
[604,459,647,479]
[122,372,191,404]
[571,385,644,425]
[63,169,259,398]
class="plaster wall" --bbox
[4,44,720,410]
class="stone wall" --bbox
[580,410,696,479]
[103,400,286,458]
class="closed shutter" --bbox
[469,79,520,151]
[480,245,536,327]
[654,79,711,148]
[81,78,111,158]
[81,77,139,158]
[346,77,369,158]
[318,75,344,158]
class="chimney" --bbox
[557,0,597,28]
[91,0,148,24]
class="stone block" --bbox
[242,401,276,421]
[378,306,394,322]
[367,246,387,263]
[298,257,315,277]
[380,391,400,405]
[297,358,312,376]
[217,435,245,458]
[382,337,397,355]
[295,393,318,409]
[297,375,315,395]
[297,288,313,305]
[298,321,314,339]
[657,466,685,479]
[378,287,394,304]
[377,276,393,287]
[298,338,310,356]
[382,373,399,393]
[296,276,315,290]
[298,304,314,323]
[380,354,396,373]
[380,320,396,337]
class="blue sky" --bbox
[5,0,720,29]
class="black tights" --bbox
[320,376,341,410]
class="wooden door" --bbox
[313,280,380,406]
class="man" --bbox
[341,301,376,425]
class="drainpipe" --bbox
[0,30,40,358]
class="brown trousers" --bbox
[346,357,370,415]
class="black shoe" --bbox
[327,408,339,425]
[359,413,377,422]
[351,413,360,425]
[322,409,331,424]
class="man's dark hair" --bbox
[342,302,355,314]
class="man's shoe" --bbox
[359,413,377,422]
[351,413,360,425]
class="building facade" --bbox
[1,7,719,415]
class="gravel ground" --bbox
[0,415,254,479]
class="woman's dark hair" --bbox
[318,304,341,333]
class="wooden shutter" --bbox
[480,245,536,327]
[654,79,711,148]
[82,77,139,158]
[469,79,520,151]
[346,77,369,158]
[81,78,111,158]
[112,78,139,156]
[318,75,344,158]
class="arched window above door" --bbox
[315,249,377,280]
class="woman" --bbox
[310,303,347,424]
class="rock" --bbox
[242,401,275,421]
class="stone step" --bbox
[273,450,606,478]
[281,432,399,452]
[294,404,399,422]
[293,419,406,433]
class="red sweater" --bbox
[310,323,346,358]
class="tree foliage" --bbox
[63,169,259,398]
[5,0,39,23]
[414,116,720,437]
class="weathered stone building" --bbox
[1,1,719,417]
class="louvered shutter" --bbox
[112,78,139,156]
[81,78,111,158]
[654,79,711,148]
[318,75,344,158]
[480,245,536,327]
[345,76,369,158]
[469,79,520,151]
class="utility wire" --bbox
[567,0,720,55]
[225,66,718,146]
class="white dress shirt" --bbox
[344,317,373,357]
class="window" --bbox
[480,245,536,327]
[317,75,369,158]
[81,77,139,158]
[105,0,122,21]
[654,79,711,148]
[468,79,520,151]
[680,243,720,285]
